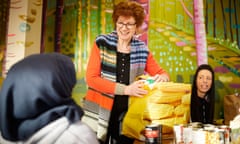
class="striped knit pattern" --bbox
[83,31,149,141]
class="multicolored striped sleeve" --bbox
[86,42,117,94]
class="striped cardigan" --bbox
[82,31,168,141]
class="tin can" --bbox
[217,129,226,144]
[145,123,162,144]
[183,125,193,144]
[218,125,230,144]
[192,128,206,144]
[205,128,223,144]
[173,124,184,144]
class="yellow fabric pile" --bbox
[122,78,191,141]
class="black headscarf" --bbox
[190,64,215,124]
[0,53,84,141]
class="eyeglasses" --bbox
[116,22,136,29]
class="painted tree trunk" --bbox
[55,0,64,52]
[194,0,208,65]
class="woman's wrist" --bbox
[115,83,127,95]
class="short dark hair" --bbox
[112,1,145,28]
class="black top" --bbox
[107,52,131,141]
[191,95,212,124]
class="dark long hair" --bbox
[190,64,215,124]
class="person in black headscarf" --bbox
[0,53,99,144]
[190,64,215,124]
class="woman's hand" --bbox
[124,80,148,97]
[152,74,169,82]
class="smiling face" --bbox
[196,69,213,98]
[116,16,136,42]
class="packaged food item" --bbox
[230,114,240,144]
[173,124,185,144]
[122,75,192,141]
[218,125,230,144]
[144,123,162,144]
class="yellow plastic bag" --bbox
[122,80,191,141]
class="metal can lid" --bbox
[218,125,229,129]
[203,124,215,131]
[189,122,203,128]
[146,123,160,128]
[203,123,215,127]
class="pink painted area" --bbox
[7,42,15,45]
[176,39,195,47]
[214,66,230,73]
[8,33,16,37]
[180,0,193,20]
[7,53,16,57]
[207,46,217,51]
[195,24,206,37]
[234,64,240,69]
[136,0,149,45]
[179,0,208,65]
[176,41,187,46]
[194,0,208,65]
[229,83,240,89]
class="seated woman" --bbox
[190,64,215,124]
[0,53,99,144]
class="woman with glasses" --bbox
[83,1,169,144]
[190,64,215,124]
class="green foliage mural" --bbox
[148,0,240,119]
[43,0,240,119]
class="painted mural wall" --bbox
[148,0,240,119]
[0,0,9,84]
[1,0,240,120]
[3,0,43,77]
[72,0,240,119]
